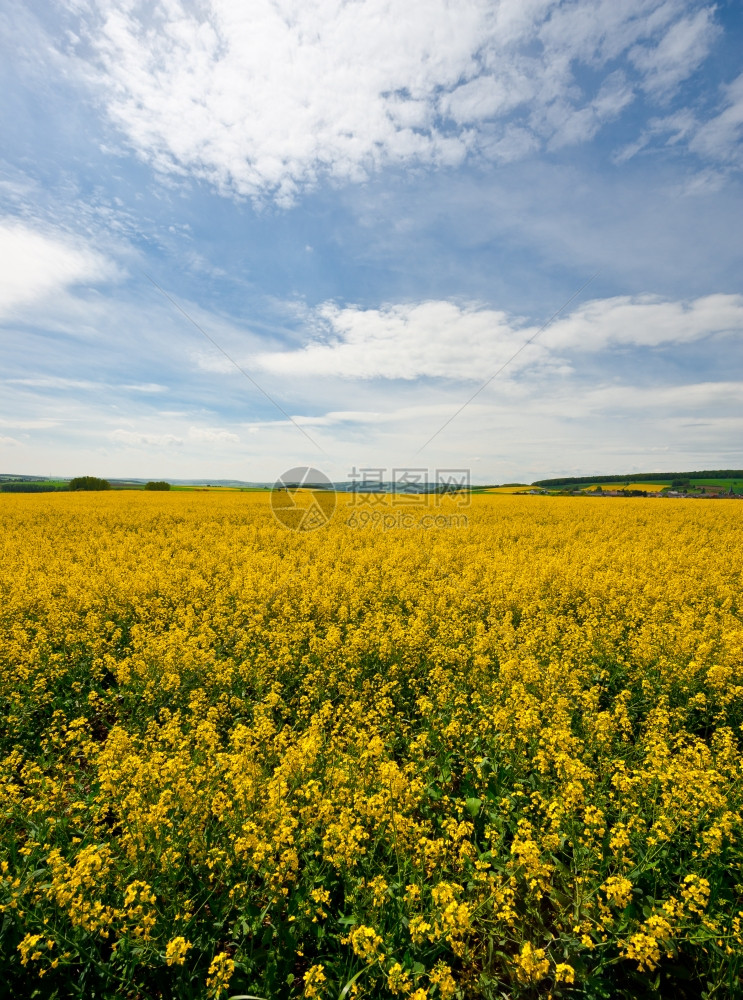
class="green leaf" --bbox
[338,964,372,1000]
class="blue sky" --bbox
[1,0,741,483]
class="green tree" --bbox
[68,476,111,491]
[144,481,171,491]
[0,483,58,493]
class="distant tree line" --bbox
[533,470,743,488]
[1,483,60,493]
[2,477,172,493]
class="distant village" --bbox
[527,484,742,499]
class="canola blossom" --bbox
[0,491,742,999]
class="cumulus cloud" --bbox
[255,300,541,379]
[69,0,720,202]
[253,293,743,381]
[0,220,112,319]
[544,293,743,350]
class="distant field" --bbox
[171,485,268,492]
[578,480,742,492]
[0,479,68,489]
[479,486,533,493]
[2,480,142,491]
[689,478,743,489]
[583,482,669,492]
[0,482,274,493]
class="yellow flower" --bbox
[165,936,192,966]
[621,914,674,971]
[349,924,385,961]
[681,874,710,916]
[555,962,575,983]
[429,960,457,998]
[3,487,743,1000]
[206,951,235,996]
[603,875,633,909]
[303,963,327,998]
[387,962,412,995]
[515,942,549,983]
[18,933,45,966]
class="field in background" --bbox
[689,478,743,490]
[170,485,267,492]
[477,486,533,494]
[1,492,742,999]
[583,483,666,492]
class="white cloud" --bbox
[249,379,743,430]
[121,383,168,393]
[255,300,545,379]
[482,124,540,163]
[676,167,727,196]
[544,293,743,350]
[7,376,102,391]
[0,418,60,429]
[690,72,743,162]
[0,220,112,319]
[6,376,168,395]
[616,72,743,167]
[71,0,720,202]
[254,293,743,380]
[243,401,459,429]
[629,7,719,96]
[111,429,184,448]
[188,426,240,444]
[109,426,240,448]
[579,380,743,413]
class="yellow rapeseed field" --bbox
[1,492,742,999]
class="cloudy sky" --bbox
[1,0,741,483]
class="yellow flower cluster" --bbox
[514,941,550,983]
[349,923,386,961]
[0,490,742,998]
[206,950,235,996]
[165,935,192,966]
[303,962,327,997]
